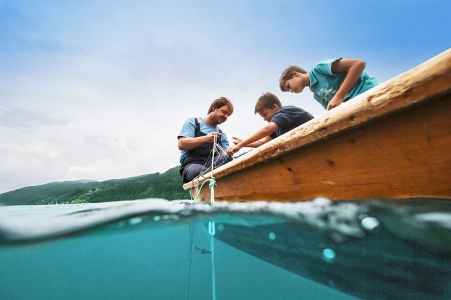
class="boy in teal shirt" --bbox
[279,58,379,110]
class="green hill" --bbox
[0,167,190,206]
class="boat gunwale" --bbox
[183,49,451,191]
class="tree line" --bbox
[0,167,191,205]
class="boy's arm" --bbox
[327,59,366,110]
[232,136,273,148]
[227,122,278,155]
[248,136,273,147]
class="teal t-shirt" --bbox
[308,58,380,109]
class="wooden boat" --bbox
[213,218,451,299]
[184,49,451,202]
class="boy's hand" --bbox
[227,144,241,156]
[327,95,343,110]
[232,136,243,145]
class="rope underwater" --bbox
[185,137,254,299]
[208,221,216,300]
[188,134,218,300]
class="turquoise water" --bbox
[0,198,450,300]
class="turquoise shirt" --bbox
[308,58,380,109]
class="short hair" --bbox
[279,65,307,92]
[254,92,282,114]
[208,96,234,115]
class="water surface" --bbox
[0,198,450,299]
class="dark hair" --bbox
[279,65,307,92]
[254,92,282,114]
[208,97,234,115]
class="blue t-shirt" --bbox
[308,58,380,109]
[269,105,314,139]
[178,117,230,163]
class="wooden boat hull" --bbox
[212,220,451,300]
[184,49,451,202]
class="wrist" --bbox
[334,93,345,100]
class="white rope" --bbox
[196,134,228,179]
[186,135,225,298]
[208,221,216,300]
[211,133,216,180]
[188,131,243,206]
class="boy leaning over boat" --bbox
[279,58,380,110]
[178,97,234,183]
[227,92,313,155]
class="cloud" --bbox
[1,0,450,193]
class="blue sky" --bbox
[0,0,450,193]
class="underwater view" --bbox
[0,198,450,300]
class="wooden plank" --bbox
[184,49,451,201]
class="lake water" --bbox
[0,198,450,300]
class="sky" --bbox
[0,0,450,193]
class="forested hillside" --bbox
[0,167,190,205]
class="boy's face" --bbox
[258,104,279,122]
[285,72,305,93]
